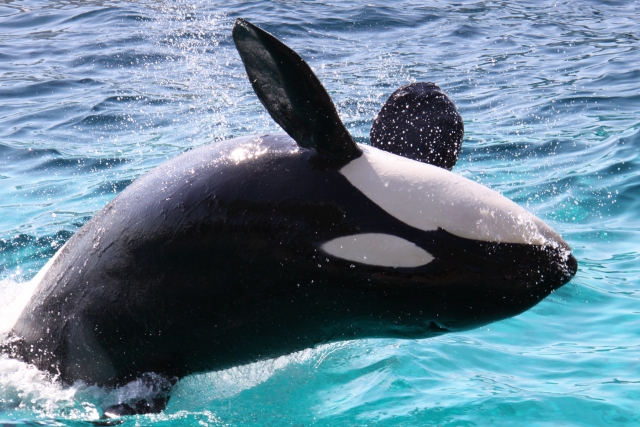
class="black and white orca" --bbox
[2,19,576,415]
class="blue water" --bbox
[1,0,639,425]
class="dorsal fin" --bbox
[232,18,361,160]
[370,83,464,170]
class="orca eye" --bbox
[321,233,433,268]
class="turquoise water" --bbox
[1,0,639,425]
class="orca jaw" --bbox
[334,232,578,338]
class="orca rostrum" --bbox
[1,18,577,416]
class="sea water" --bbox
[0,0,639,425]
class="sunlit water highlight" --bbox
[1,0,639,425]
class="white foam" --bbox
[171,343,344,406]
[0,354,101,420]
[0,244,66,337]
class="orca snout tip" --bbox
[561,249,578,284]
[530,221,577,284]
[541,240,578,291]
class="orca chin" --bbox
[2,19,577,415]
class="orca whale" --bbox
[2,18,577,414]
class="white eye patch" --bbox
[321,233,434,268]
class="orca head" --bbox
[322,144,577,333]
[232,18,577,336]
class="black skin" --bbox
[8,134,576,389]
[370,82,464,170]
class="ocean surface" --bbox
[1,0,639,425]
